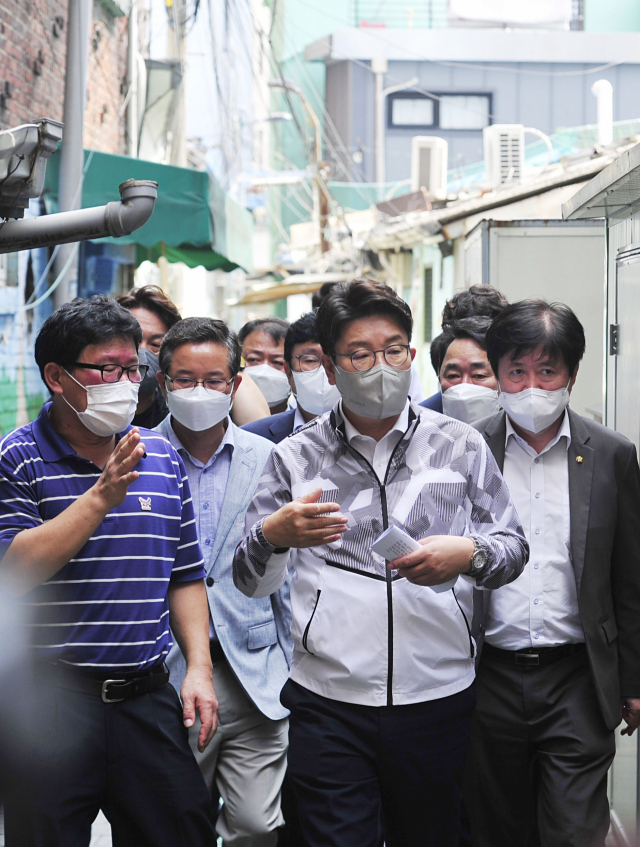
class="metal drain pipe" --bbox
[0,179,157,254]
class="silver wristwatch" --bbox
[466,537,487,577]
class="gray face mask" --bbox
[334,363,411,420]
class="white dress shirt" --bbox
[485,411,584,650]
[341,400,410,482]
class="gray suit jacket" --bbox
[474,409,640,730]
[161,421,292,721]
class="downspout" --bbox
[0,180,158,254]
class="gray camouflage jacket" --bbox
[234,402,528,707]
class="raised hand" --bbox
[262,487,348,550]
[93,428,145,511]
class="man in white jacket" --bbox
[234,278,528,847]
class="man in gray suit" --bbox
[465,300,640,847]
[155,317,291,847]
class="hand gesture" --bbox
[262,487,348,550]
[390,535,475,586]
[93,429,145,512]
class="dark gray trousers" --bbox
[465,648,615,847]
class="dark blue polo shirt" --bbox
[0,403,205,674]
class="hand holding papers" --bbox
[372,526,458,593]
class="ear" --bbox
[410,347,416,362]
[44,362,66,396]
[568,365,579,393]
[157,371,168,397]
[284,362,292,377]
[231,373,242,399]
[322,353,336,386]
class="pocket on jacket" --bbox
[602,615,618,645]
[247,620,278,650]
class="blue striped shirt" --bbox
[0,403,205,673]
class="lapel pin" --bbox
[139,496,152,511]
[576,456,584,464]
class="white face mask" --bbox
[166,385,231,432]
[441,383,500,425]
[62,370,139,437]
[499,383,570,434]
[334,363,411,420]
[247,363,291,408]
[292,367,340,416]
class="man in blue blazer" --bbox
[156,317,291,847]
[243,313,340,445]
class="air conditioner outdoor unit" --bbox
[484,124,525,189]
[410,136,448,196]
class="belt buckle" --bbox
[515,652,539,666]
[101,678,126,704]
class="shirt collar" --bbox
[33,400,135,464]
[505,409,572,457]
[293,405,306,432]
[340,399,410,445]
[164,416,235,468]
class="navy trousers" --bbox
[4,671,216,847]
[281,679,476,847]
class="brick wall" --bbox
[0,0,68,129]
[84,1,128,154]
[0,0,128,155]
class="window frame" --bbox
[387,91,493,132]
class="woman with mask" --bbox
[430,317,500,425]
[234,278,527,847]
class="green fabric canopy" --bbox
[44,149,253,271]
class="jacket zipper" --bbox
[302,589,321,654]
[452,587,475,659]
[339,416,416,709]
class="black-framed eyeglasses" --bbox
[164,375,234,393]
[72,362,150,383]
[290,354,322,373]
[334,344,411,372]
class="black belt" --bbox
[52,663,169,704]
[210,639,226,664]
[483,642,586,667]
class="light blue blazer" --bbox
[161,420,292,721]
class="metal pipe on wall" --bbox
[0,180,157,254]
[53,0,92,309]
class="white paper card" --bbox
[371,526,458,593]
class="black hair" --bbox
[442,285,508,328]
[159,317,242,376]
[35,295,142,388]
[284,313,320,364]
[486,300,586,377]
[315,278,413,357]
[238,317,290,347]
[116,284,182,331]
[311,282,338,311]
[430,316,493,375]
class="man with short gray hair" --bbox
[156,317,291,847]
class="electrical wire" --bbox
[21,243,79,313]
[25,150,96,306]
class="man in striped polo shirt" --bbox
[0,296,217,847]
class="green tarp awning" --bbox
[44,149,253,272]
